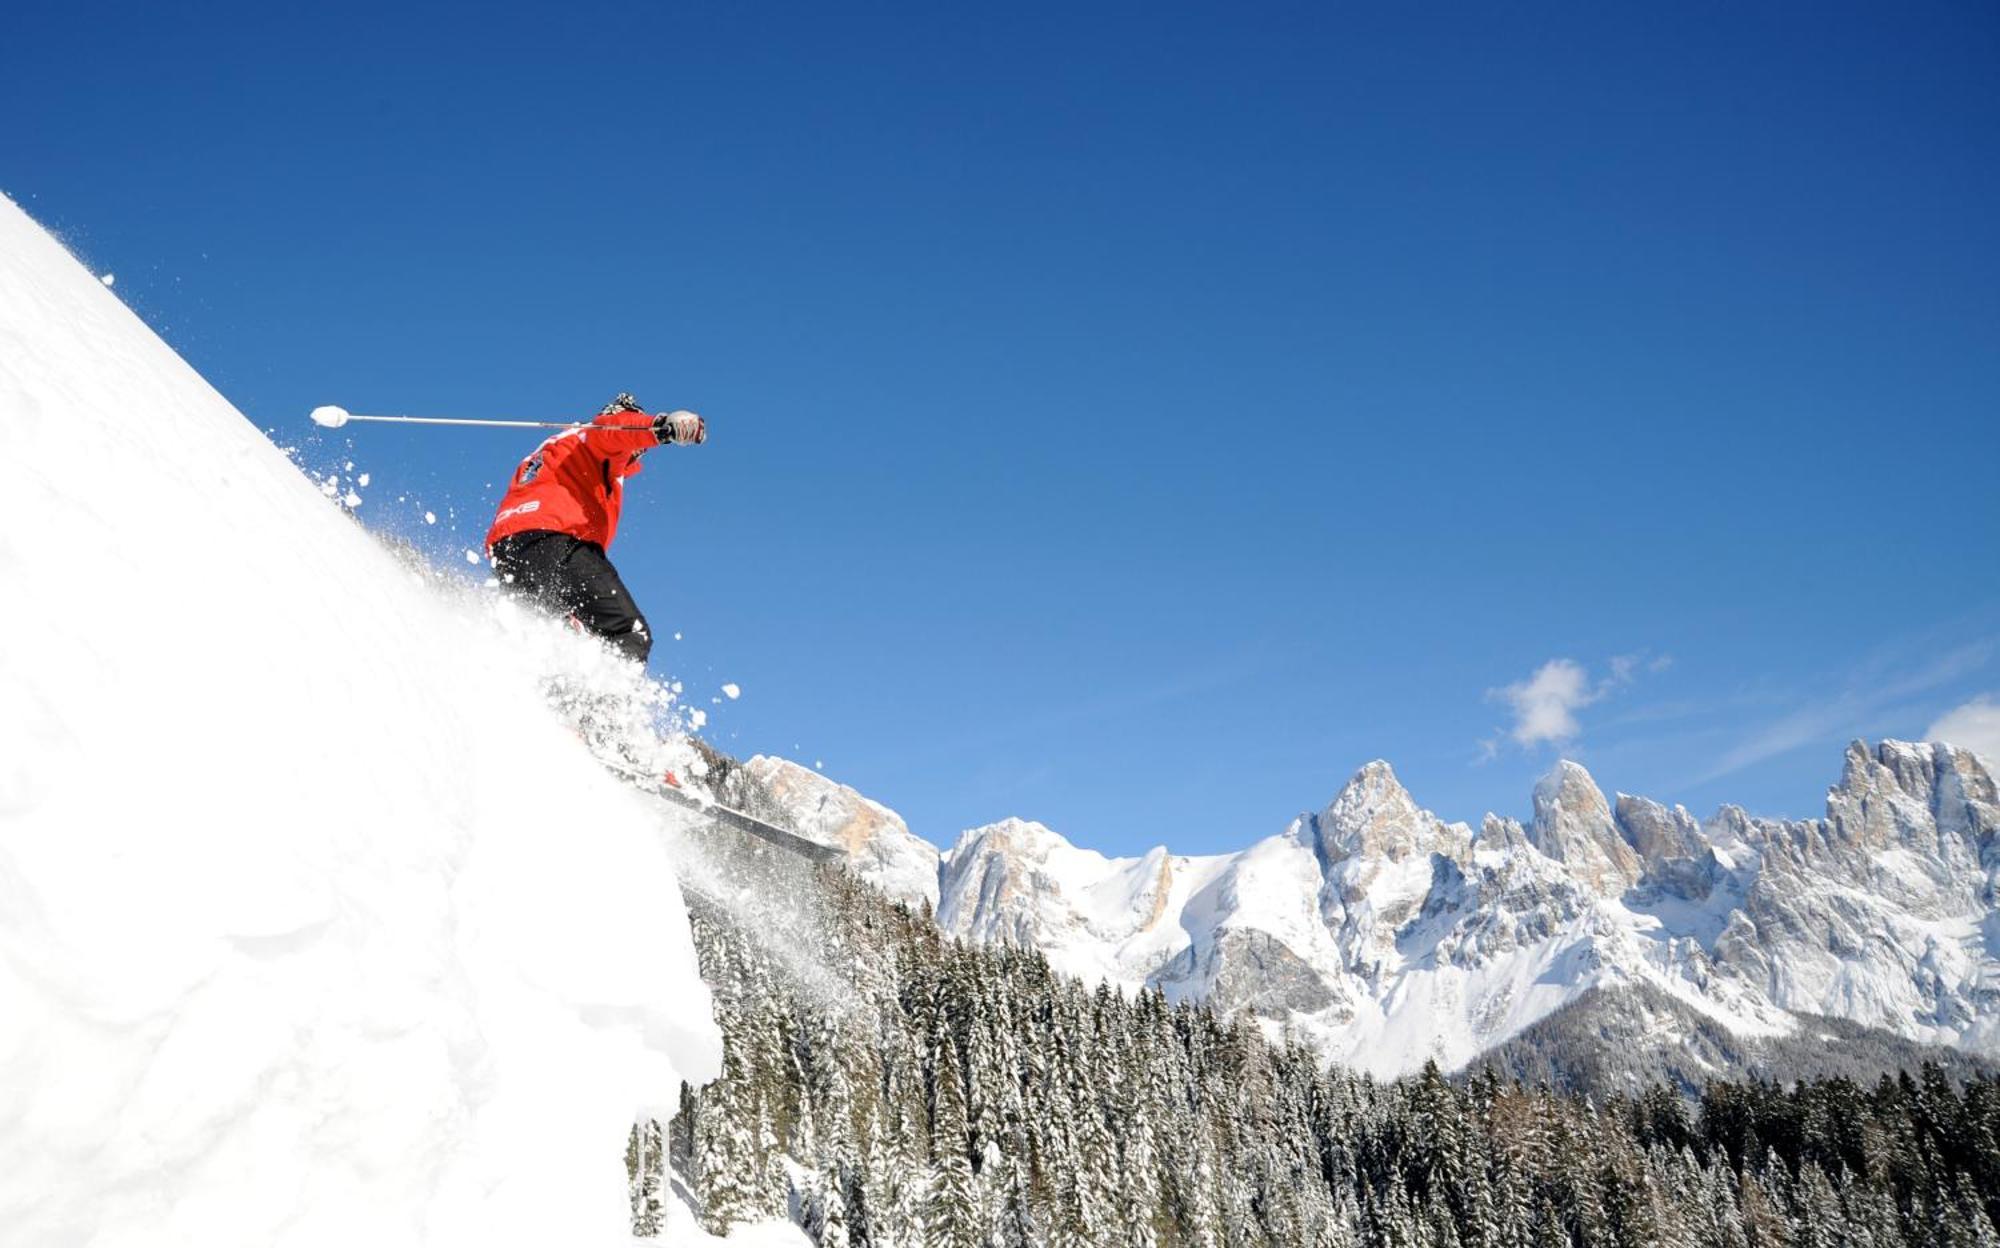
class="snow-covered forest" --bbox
[655,853,2000,1248]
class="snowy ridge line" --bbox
[909,737,2000,1078]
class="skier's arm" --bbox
[586,411,662,457]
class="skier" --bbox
[484,394,705,664]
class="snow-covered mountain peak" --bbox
[1823,739,1998,854]
[1529,759,1642,896]
[933,815,1237,996]
[1476,811,1535,853]
[1317,759,1471,866]
[1535,757,1590,794]
[938,817,1137,934]
[1931,743,2000,845]
[948,814,1078,863]
[1727,738,1998,921]
[1341,757,1405,797]
[1612,792,1718,900]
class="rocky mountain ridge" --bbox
[736,739,2000,1080]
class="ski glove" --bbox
[654,410,706,445]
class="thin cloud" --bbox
[1927,695,2000,764]
[1695,640,1996,784]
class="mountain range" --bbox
[737,738,1999,1081]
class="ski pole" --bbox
[309,405,592,431]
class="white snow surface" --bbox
[0,194,728,1244]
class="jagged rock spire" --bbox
[1317,760,1469,863]
[1528,760,1642,896]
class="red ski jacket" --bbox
[484,412,659,552]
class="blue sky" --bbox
[8,2,1998,853]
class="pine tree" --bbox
[883,1024,931,1242]
[923,1030,979,1248]
[626,1116,666,1236]
[1525,1190,1565,1248]
[805,1163,852,1248]
[1185,1148,1224,1248]
[1487,1155,1533,1248]
[1737,1160,1793,1248]
[1320,1192,1363,1248]
[1067,1044,1120,1241]
[693,1067,762,1231]
[1843,1172,1901,1248]
[1961,1190,2000,1248]
[1699,1160,1751,1248]
[1117,1085,1163,1248]
[1790,1165,1842,1248]
[1371,1180,1423,1248]
[755,1087,789,1222]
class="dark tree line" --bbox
[636,865,2000,1248]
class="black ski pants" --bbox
[490,530,652,664]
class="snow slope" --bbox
[0,195,738,1244]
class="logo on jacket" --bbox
[519,452,545,485]
[495,499,541,523]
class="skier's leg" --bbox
[492,532,651,663]
[555,541,653,664]
[490,531,577,615]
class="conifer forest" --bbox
[632,854,2000,1248]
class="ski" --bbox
[650,781,843,863]
[593,752,843,864]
